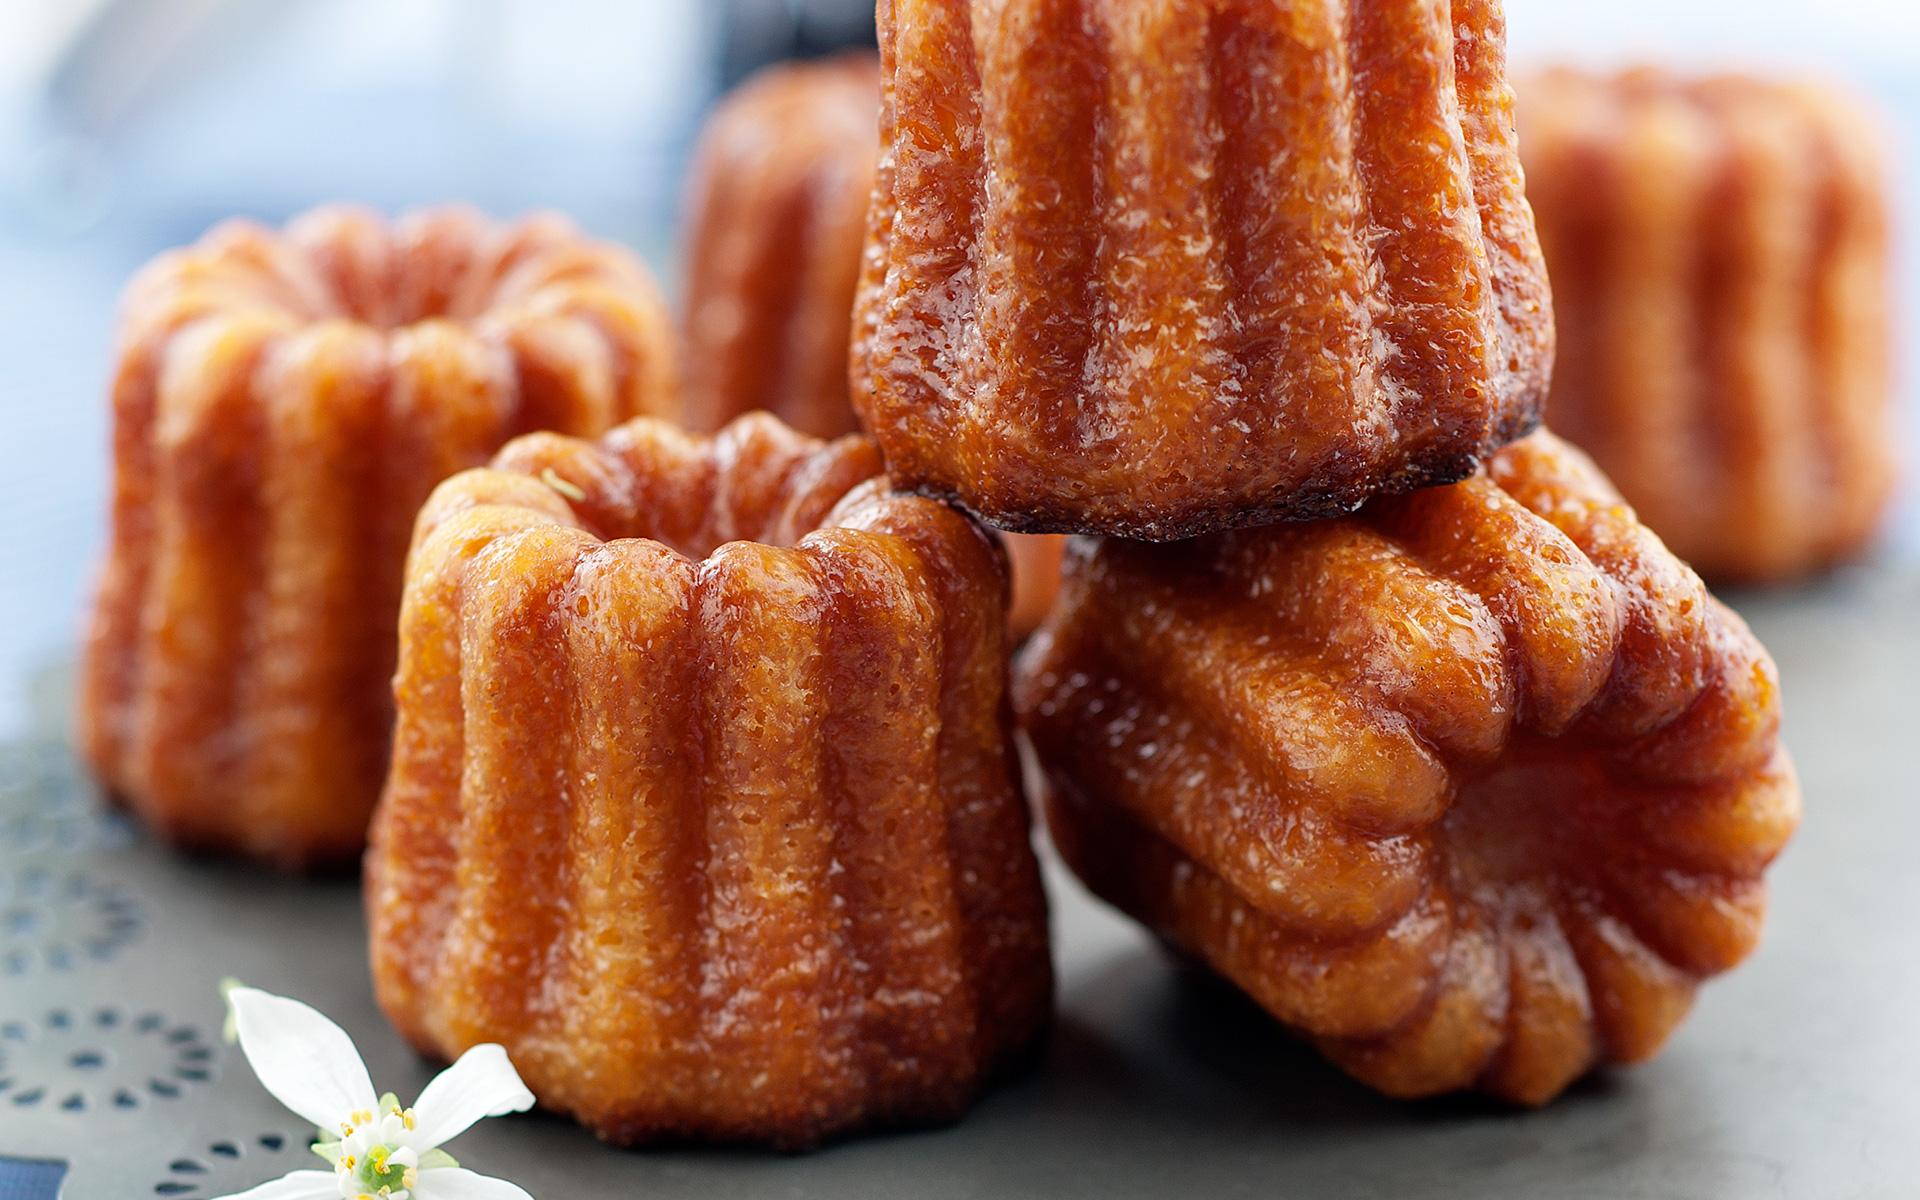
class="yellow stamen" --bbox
[401,1108,416,1130]
[340,1155,356,1171]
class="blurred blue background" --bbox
[0,0,1913,736]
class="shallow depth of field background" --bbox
[0,0,1913,735]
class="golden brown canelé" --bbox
[77,205,677,869]
[367,413,1053,1149]
[678,50,1065,636]
[852,0,1555,539]
[680,52,880,438]
[1006,533,1068,641]
[1519,68,1896,582]
[1018,431,1799,1105]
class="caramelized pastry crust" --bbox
[368,413,1052,1148]
[679,52,1064,636]
[853,0,1554,539]
[75,206,678,869]
[1018,432,1798,1104]
[680,53,879,438]
[1519,67,1896,582]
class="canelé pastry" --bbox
[680,53,879,438]
[1007,533,1067,641]
[678,51,1063,637]
[1518,67,1896,582]
[368,413,1053,1148]
[77,206,677,869]
[1019,431,1799,1104]
[852,0,1555,539]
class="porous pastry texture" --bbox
[368,413,1052,1149]
[1519,67,1896,582]
[1018,431,1799,1104]
[853,0,1555,539]
[76,205,677,869]
[681,52,880,438]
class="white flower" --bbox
[214,987,537,1200]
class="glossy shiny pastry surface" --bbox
[1019,431,1798,1104]
[853,0,1554,538]
[369,413,1052,1148]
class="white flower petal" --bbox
[209,1169,342,1200]
[230,988,377,1131]
[410,1167,535,1200]
[408,1044,535,1150]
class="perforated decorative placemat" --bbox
[1,569,1916,1199]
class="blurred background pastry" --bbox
[678,52,877,439]
[1519,66,1897,582]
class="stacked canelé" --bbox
[78,0,1818,1153]
[855,0,1555,539]
[850,0,1800,1108]
[1022,434,1796,1102]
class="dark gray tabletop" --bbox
[0,565,1913,1200]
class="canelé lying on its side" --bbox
[1019,432,1798,1104]
[367,413,1053,1149]
[77,205,677,869]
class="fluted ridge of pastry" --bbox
[853,0,1553,538]
[681,54,880,437]
[1518,67,1895,581]
[1018,431,1797,1103]
[371,414,1051,1147]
